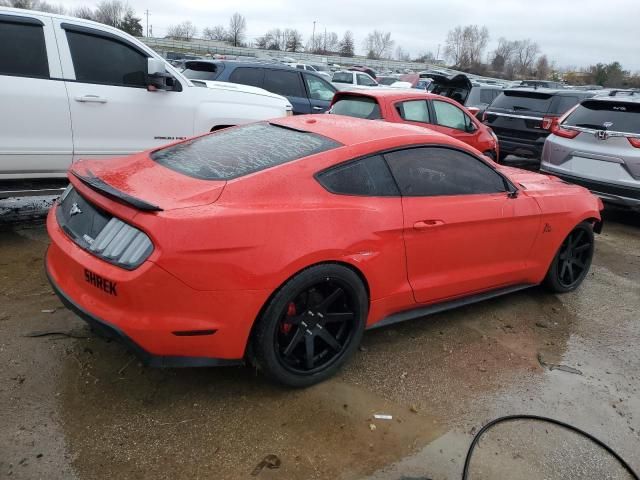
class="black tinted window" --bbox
[331,96,381,119]
[66,31,147,87]
[0,22,48,78]
[491,91,553,113]
[229,67,264,88]
[332,72,352,84]
[385,147,506,196]
[564,100,640,134]
[151,123,341,180]
[181,62,222,81]
[550,95,580,115]
[264,69,303,97]
[480,89,500,104]
[317,155,399,196]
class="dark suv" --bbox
[483,88,595,165]
[181,60,337,115]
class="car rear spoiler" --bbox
[72,170,163,212]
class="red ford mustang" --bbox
[329,89,500,161]
[46,115,603,387]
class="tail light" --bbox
[551,122,580,139]
[541,116,556,130]
[628,137,640,148]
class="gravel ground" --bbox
[0,206,638,480]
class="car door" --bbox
[263,69,310,114]
[0,13,72,177]
[302,73,336,113]
[54,20,193,161]
[384,146,540,303]
[431,99,483,149]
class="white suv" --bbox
[0,8,292,196]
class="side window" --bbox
[316,155,399,196]
[396,100,431,123]
[357,74,376,86]
[228,67,264,88]
[551,95,580,115]
[385,147,507,197]
[480,89,496,104]
[0,21,49,78]
[433,100,469,130]
[264,69,304,97]
[66,31,147,87]
[296,65,304,70]
[304,74,335,102]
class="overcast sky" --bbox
[56,0,639,71]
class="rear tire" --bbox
[251,264,367,387]
[543,222,594,293]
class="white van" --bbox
[0,8,292,197]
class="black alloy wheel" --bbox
[544,222,595,293]
[252,264,367,387]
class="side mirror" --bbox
[147,58,175,91]
[465,119,478,133]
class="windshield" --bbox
[151,123,341,180]
[332,72,353,84]
[330,96,382,119]
[490,91,554,113]
[564,100,640,133]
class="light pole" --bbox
[312,21,316,51]
[145,9,150,37]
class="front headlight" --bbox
[89,217,153,269]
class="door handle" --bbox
[413,219,445,230]
[74,95,108,104]
[312,106,324,111]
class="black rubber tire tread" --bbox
[251,264,367,388]
[543,221,594,293]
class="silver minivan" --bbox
[540,93,640,210]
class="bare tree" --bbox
[94,0,126,27]
[0,0,65,13]
[256,29,284,50]
[338,31,355,57]
[415,51,436,63]
[284,29,303,52]
[535,54,550,79]
[73,6,95,19]
[203,25,227,41]
[228,12,246,47]
[514,39,539,75]
[364,30,394,59]
[444,25,489,68]
[166,20,197,41]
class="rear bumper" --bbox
[46,205,270,366]
[540,167,640,210]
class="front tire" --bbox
[543,222,594,293]
[251,264,368,387]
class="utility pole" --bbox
[145,9,150,37]
[436,43,440,62]
[323,27,327,54]
[312,21,316,51]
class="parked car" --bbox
[541,93,640,210]
[426,72,503,115]
[46,115,602,387]
[515,80,565,89]
[328,90,499,160]
[483,88,595,165]
[180,60,336,115]
[331,70,379,90]
[348,66,377,78]
[287,63,332,80]
[0,8,292,198]
[398,74,432,90]
[376,75,400,86]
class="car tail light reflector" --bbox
[551,123,580,139]
[628,137,640,148]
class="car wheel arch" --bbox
[243,260,370,360]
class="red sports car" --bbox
[329,89,500,160]
[46,116,603,387]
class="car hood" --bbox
[194,80,292,105]
[70,151,226,211]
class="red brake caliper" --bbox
[281,302,296,334]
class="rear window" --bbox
[151,123,342,180]
[491,91,553,113]
[332,72,352,84]
[331,96,381,120]
[181,62,222,81]
[564,100,640,134]
[549,95,581,115]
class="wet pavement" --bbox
[0,207,638,479]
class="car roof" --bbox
[333,89,437,102]
[588,94,640,104]
[270,114,444,147]
[503,88,592,97]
